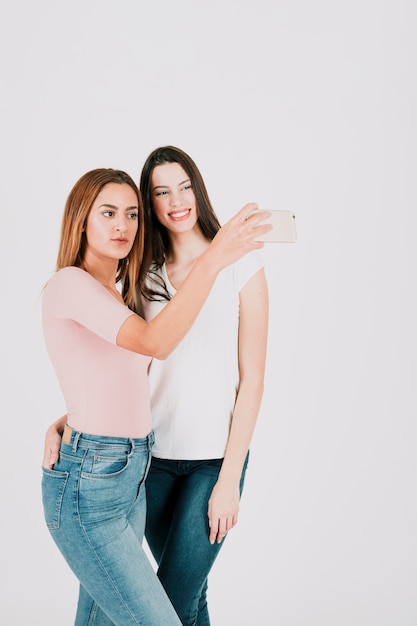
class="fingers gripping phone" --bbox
[255,210,297,243]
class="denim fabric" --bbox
[145,454,249,626]
[72,453,249,626]
[42,429,181,626]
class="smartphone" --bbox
[255,209,297,243]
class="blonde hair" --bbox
[56,168,144,311]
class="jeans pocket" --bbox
[78,450,148,526]
[81,451,130,479]
[42,467,69,530]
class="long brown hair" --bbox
[139,146,221,301]
[56,168,144,310]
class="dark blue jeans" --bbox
[145,454,249,626]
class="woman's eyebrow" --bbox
[98,203,138,210]
[98,203,118,209]
[153,178,191,191]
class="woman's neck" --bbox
[164,228,211,290]
[166,227,210,265]
[82,254,122,301]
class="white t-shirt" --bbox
[140,252,264,460]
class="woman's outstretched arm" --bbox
[117,204,271,359]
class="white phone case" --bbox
[255,210,297,243]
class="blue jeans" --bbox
[145,454,249,626]
[42,429,181,626]
[73,454,249,626]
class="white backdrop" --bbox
[1,1,416,624]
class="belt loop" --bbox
[72,431,81,452]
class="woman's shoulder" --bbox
[48,265,82,278]
[48,266,91,286]
[232,250,264,284]
[44,267,96,300]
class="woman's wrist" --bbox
[195,246,221,277]
[52,415,66,436]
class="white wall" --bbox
[1,1,416,624]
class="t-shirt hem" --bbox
[151,448,226,461]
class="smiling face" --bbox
[151,162,199,234]
[84,182,139,265]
